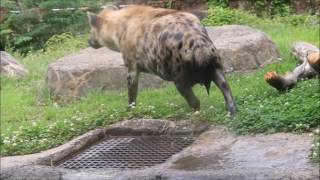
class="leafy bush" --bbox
[310,128,320,162]
[0,0,101,55]
[202,6,268,26]
[207,0,229,8]
[202,6,319,27]
[207,0,318,17]
[276,15,320,27]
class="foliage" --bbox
[163,0,175,9]
[207,0,229,8]
[202,6,319,27]
[207,0,317,17]
[202,6,265,26]
[310,128,320,162]
[0,0,101,55]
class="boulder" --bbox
[46,25,279,99]
[207,25,280,72]
[46,47,165,100]
[0,51,28,78]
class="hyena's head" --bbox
[87,12,103,49]
[87,6,119,49]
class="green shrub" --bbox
[202,6,319,28]
[207,0,294,17]
[202,6,268,26]
[276,15,320,27]
[0,0,101,55]
[0,9,89,55]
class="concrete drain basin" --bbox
[57,135,195,169]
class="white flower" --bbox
[311,144,315,148]
[315,128,320,134]
[316,142,320,147]
[53,102,59,108]
[129,102,136,108]
[32,122,37,126]
[313,152,318,157]
[3,139,11,144]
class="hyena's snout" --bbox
[88,39,102,49]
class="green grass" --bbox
[1,9,320,157]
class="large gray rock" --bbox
[0,51,28,77]
[46,47,165,100]
[46,25,279,99]
[208,25,280,72]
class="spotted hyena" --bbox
[87,5,237,114]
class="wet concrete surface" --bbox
[1,125,319,180]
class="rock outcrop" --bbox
[46,47,165,100]
[0,51,28,78]
[207,25,280,72]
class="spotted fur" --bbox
[87,5,236,114]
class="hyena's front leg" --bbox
[175,82,200,111]
[212,68,237,115]
[127,66,140,107]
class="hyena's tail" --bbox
[192,45,224,95]
[193,45,223,69]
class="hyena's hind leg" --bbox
[212,68,237,115]
[175,82,200,111]
[127,66,140,107]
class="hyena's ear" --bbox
[87,12,102,29]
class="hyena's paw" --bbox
[127,102,136,109]
[264,71,287,91]
[308,52,320,73]
[192,110,200,115]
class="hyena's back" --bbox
[116,6,221,83]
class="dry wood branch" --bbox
[265,42,319,92]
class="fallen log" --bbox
[264,42,319,92]
[308,52,320,73]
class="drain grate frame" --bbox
[57,136,195,169]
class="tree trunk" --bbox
[264,42,319,92]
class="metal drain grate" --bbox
[57,136,195,169]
